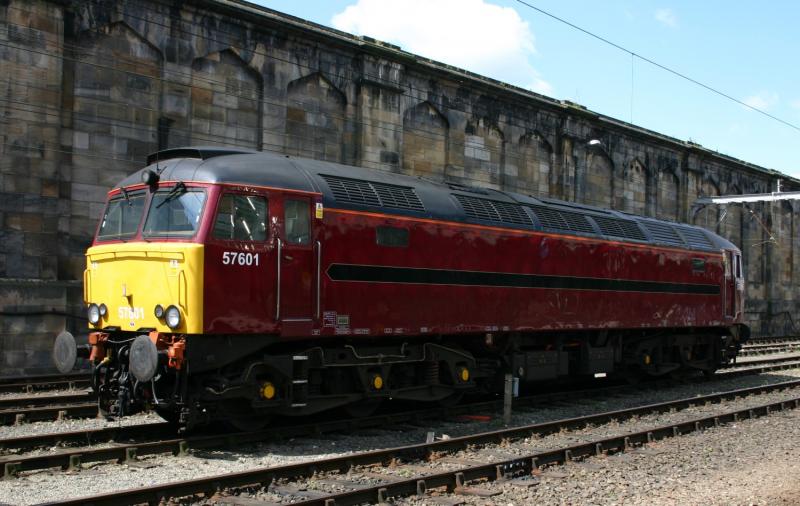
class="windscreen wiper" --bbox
[156,181,187,208]
[120,186,131,206]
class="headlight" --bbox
[165,305,181,329]
[154,304,164,319]
[98,303,107,317]
[87,303,100,325]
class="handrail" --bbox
[276,238,282,320]
[315,241,322,319]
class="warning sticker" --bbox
[323,311,337,328]
[315,202,324,219]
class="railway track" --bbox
[745,335,800,346]
[0,392,94,410]
[739,345,800,357]
[3,355,800,479]
[0,373,91,394]
[0,402,99,426]
[1,354,798,430]
[42,376,800,505]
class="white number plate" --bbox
[222,251,260,266]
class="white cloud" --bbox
[528,76,553,96]
[654,8,678,28]
[332,0,552,96]
[790,99,800,110]
[743,91,779,111]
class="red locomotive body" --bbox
[58,147,748,428]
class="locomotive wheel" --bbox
[221,402,271,432]
[343,398,382,418]
[439,390,464,408]
[702,367,718,379]
[154,407,181,428]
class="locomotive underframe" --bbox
[89,325,745,429]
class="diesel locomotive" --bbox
[53,146,749,429]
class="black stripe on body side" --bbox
[326,264,720,295]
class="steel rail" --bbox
[726,354,800,368]
[288,394,800,506]
[0,372,90,386]
[3,356,798,464]
[0,392,94,410]
[0,421,173,453]
[39,378,800,505]
[742,341,800,349]
[0,402,98,426]
[746,336,800,345]
[0,382,639,475]
[739,345,800,357]
[0,374,91,394]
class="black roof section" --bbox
[145,146,258,166]
[118,147,734,253]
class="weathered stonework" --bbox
[1,0,797,375]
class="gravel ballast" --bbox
[3,367,800,504]
[397,403,800,505]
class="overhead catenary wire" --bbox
[513,0,800,134]
[0,1,785,216]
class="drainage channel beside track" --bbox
[41,377,800,506]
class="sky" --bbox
[255,0,800,179]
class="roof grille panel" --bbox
[321,175,424,211]
[454,195,533,226]
[493,201,534,225]
[560,211,596,234]
[642,221,685,247]
[677,227,716,250]
[372,181,426,212]
[454,194,500,222]
[528,205,595,234]
[592,216,647,241]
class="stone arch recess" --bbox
[513,130,552,196]
[656,167,681,221]
[285,72,347,162]
[73,21,163,167]
[190,48,263,150]
[464,117,505,189]
[584,146,613,208]
[401,101,449,179]
[620,157,647,214]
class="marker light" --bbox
[154,304,165,319]
[141,169,159,186]
[261,382,276,400]
[98,303,107,317]
[87,304,100,325]
[165,305,181,329]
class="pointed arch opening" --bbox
[285,72,346,161]
[190,48,263,150]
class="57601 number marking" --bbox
[222,251,259,266]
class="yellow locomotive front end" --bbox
[84,242,204,335]
[54,178,211,421]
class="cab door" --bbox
[723,250,736,318]
[733,251,744,318]
[278,195,315,336]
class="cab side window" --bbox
[285,199,310,245]
[213,194,268,241]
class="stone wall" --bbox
[1,0,797,376]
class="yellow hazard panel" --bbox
[85,242,204,334]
